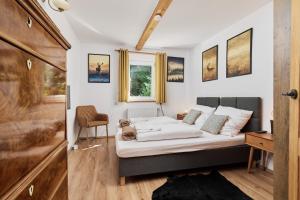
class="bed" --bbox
[116,97,262,185]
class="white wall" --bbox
[190,2,273,131]
[37,1,82,149]
[189,2,274,169]
[79,43,191,137]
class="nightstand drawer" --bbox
[245,134,273,152]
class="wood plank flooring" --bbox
[68,138,273,200]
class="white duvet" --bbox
[130,116,203,142]
[130,116,179,125]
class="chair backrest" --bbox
[76,105,97,125]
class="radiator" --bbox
[127,107,158,119]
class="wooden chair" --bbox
[76,105,109,143]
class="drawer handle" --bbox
[28,185,34,197]
[27,59,32,71]
[259,142,263,146]
[26,16,32,28]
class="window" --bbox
[128,53,155,101]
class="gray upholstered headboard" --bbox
[197,97,262,132]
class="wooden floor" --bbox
[68,138,273,200]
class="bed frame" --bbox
[118,97,262,185]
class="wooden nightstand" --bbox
[177,113,187,120]
[245,132,273,173]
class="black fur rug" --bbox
[152,171,252,200]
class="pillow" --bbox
[182,109,202,125]
[193,105,216,128]
[201,114,228,135]
[214,106,253,136]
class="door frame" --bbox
[274,0,300,199]
[288,0,300,199]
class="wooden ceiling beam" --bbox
[135,0,173,51]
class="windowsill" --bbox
[127,96,155,103]
[127,100,156,103]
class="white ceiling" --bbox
[66,0,272,49]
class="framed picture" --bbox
[226,28,253,78]
[88,54,110,83]
[202,45,218,82]
[167,56,184,82]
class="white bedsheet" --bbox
[115,130,245,158]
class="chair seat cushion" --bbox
[88,121,108,127]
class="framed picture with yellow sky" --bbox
[88,54,110,83]
[202,45,218,82]
[226,28,253,78]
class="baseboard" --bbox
[78,135,114,139]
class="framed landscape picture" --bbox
[167,56,184,82]
[202,45,218,82]
[226,28,253,78]
[88,54,110,83]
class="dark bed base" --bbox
[118,97,262,185]
[119,145,259,178]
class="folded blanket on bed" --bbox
[137,128,162,134]
[136,123,203,142]
[135,123,162,134]
[122,126,137,141]
[119,119,131,128]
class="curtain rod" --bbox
[115,49,156,55]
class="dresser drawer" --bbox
[51,176,68,200]
[15,147,68,200]
[0,0,66,69]
[0,39,66,197]
[245,134,273,152]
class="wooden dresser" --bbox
[0,0,71,199]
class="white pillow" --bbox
[214,106,253,136]
[193,105,216,129]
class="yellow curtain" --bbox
[118,49,129,102]
[155,53,167,104]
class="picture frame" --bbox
[226,28,253,78]
[202,45,218,82]
[167,56,184,82]
[88,53,110,83]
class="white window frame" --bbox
[128,53,155,102]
